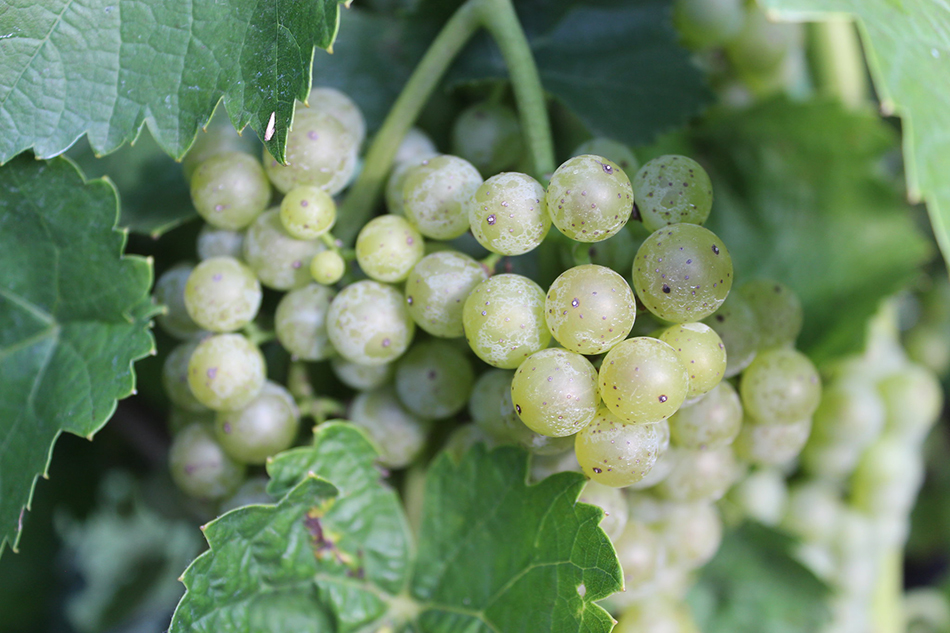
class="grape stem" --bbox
[480,252,505,275]
[242,321,276,346]
[335,0,555,243]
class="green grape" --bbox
[187,333,266,411]
[727,467,788,526]
[626,432,676,490]
[184,256,262,332]
[462,274,550,369]
[615,596,700,633]
[327,280,415,365]
[668,381,742,449]
[310,250,346,285]
[214,381,300,465]
[598,337,689,424]
[737,279,803,349]
[781,480,842,544]
[905,323,950,375]
[443,424,496,463]
[613,520,660,592]
[810,378,885,449]
[799,439,862,483]
[574,405,666,487]
[734,415,812,466]
[182,114,256,182]
[190,152,271,230]
[467,172,550,256]
[852,436,924,516]
[243,208,325,290]
[306,86,366,146]
[197,225,245,261]
[349,387,430,468]
[274,284,335,361]
[279,185,337,240]
[657,322,726,399]
[154,262,204,339]
[702,290,760,377]
[402,155,483,240]
[740,348,821,424]
[878,364,944,442]
[394,127,437,165]
[655,446,740,502]
[510,348,600,437]
[571,138,639,174]
[263,108,358,195]
[394,340,475,420]
[530,449,582,482]
[632,223,733,322]
[545,264,636,355]
[521,432,575,456]
[725,6,798,74]
[169,423,246,501]
[633,155,713,232]
[162,341,210,413]
[385,153,438,216]
[545,154,634,242]
[673,0,744,49]
[450,102,523,175]
[655,500,723,569]
[560,225,637,277]
[355,215,425,283]
[405,251,488,338]
[578,480,629,541]
[331,356,395,391]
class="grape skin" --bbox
[598,337,689,424]
[214,381,300,465]
[348,387,430,468]
[279,185,337,240]
[311,250,346,285]
[197,225,245,261]
[306,86,366,146]
[574,405,666,487]
[740,347,821,424]
[163,341,210,413]
[190,152,271,230]
[331,356,395,391]
[577,480,629,541]
[274,284,335,361]
[668,381,742,449]
[184,256,262,333]
[355,215,425,283]
[154,262,205,340]
[737,279,803,350]
[327,280,415,366]
[386,153,438,216]
[734,415,812,466]
[402,155,483,240]
[545,154,634,242]
[394,340,475,420]
[510,348,600,437]
[571,138,639,174]
[467,172,550,256]
[657,322,726,399]
[187,334,266,411]
[633,155,714,232]
[243,208,326,290]
[169,423,246,501]
[702,290,760,377]
[451,102,524,175]
[405,251,488,338]
[654,445,741,502]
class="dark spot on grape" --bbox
[658,395,668,403]
[572,298,579,308]
[223,422,232,434]
[515,404,522,414]
[382,338,391,348]
[212,273,222,282]
[712,245,720,255]
[592,467,602,474]
[662,284,671,294]
[427,370,437,380]
[407,296,414,305]
[300,199,309,207]
[307,131,319,140]
[487,214,496,225]
[207,368,217,379]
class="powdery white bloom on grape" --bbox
[574,405,666,487]
[196,225,245,261]
[348,387,430,468]
[468,172,550,256]
[214,381,299,465]
[190,152,271,230]
[545,264,636,355]
[307,86,366,146]
[331,356,395,391]
[633,155,713,232]
[510,348,600,437]
[658,322,727,399]
[654,445,741,502]
[402,155,482,240]
[405,250,488,338]
[740,347,821,424]
[187,333,266,411]
[668,381,742,449]
[184,256,262,333]
[734,415,813,466]
[274,284,335,361]
[243,208,325,290]
[598,337,689,424]
[355,215,425,283]
[327,280,415,366]
[545,154,633,242]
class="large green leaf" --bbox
[0,155,154,555]
[0,0,346,165]
[761,0,950,269]
[695,99,931,363]
[170,423,622,632]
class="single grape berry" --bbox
[310,250,346,285]
[274,284,335,361]
[467,172,550,256]
[740,347,821,425]
[386,153,438,216]
[394,128,437,165]
[734,416,812,466]
[214,381,300,465]
[395,340,475,420]
[737,279,803,350]
[187,333,266,411]
[355,215,425,283]
[279,186,337,240]
[545,154,634,242]
[450,101,524,175]
[657,322,727,399]
[632,223,733,322]
[348,387,430,468]
[190,152,271,230]
[633,155,713,232]
[702,290,761,377]
[511,348,600,437]
[331,356,395,391]
[154,262,204,340]
[599,337,689,424]
[654,445,740,502]
[162,341,210,413]
[327,280,415,366]
[169,423,246,501]
[306,86,366,146]
[574,405,666,487]
[668,381,742,449]
[404,251,488,338]
[243,208,325,290]
[402,155,483,240]
[184,256,262,333]
[196,225,245,261]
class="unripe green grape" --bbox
[613,520,660,592]
[852,436,924,516]
[402,155,482,240]
[545,154,634,242]
[571,138,638,174]
[781,480,842,544]
[467,172,550,256]
[728,467,788,527]
[737,279,803,349]
[451,102,524,175]
[702,290,760,377]
[182,115,256,182]
[614,596,700,633]
[190,152,271,230]
[187,333,266,411]
[394,127,437,165]
[673,0,744,49]
[310,250,346,285]
[626,435,676,490]
[510,348,600,437]
[279,185,336,240]
[574,406,666,487]
[633,155,713,232]
[394,340,475,420]
[655,446,740,502]
[331,356,394,391]
[163,341,211,413]
[386,153,438,215]
[405,251,488,338]
[658,322,726,399]
[274,284,335,361]
[462,274,550,369]
[197,225,245,261]
[356,215,425,283]
[633,223,733,322]
[560,225,637,277]
[599,337,689,424]
[306,86,366,146]
[327,280,415,365]
[799,439,862,483]
[243,208,325,290]
[668,381,742,449]
[263,108,358,195]
[154,263,204,339]
[349,387,430,468]
[169,423,246,501]
[214,382,300,465]
[443,424,496,463]
[545,264,636,355]
[655,500,723,569]
[184,256,262,332]
[878,364,944,442]
[578,480,629,541]
[726,6,798,74]
[734,415,812,466]
[810,378,885,449]
[740,348,821,425]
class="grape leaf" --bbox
[170,423,622,632]
[762,0,950,271]
[0,155,154,555]
[0,0,347,165]
[688,522,830,633]
[695,99,932,363]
